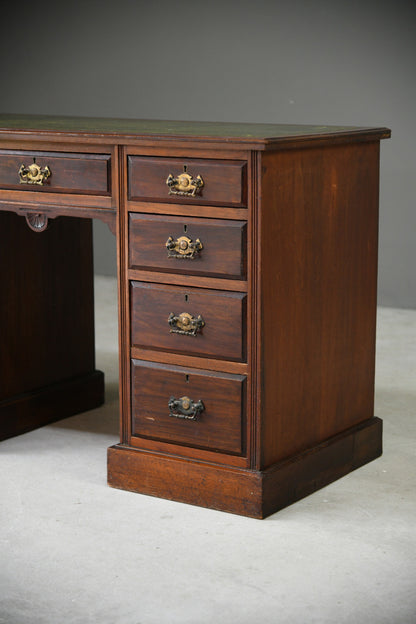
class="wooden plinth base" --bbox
[0,370,104,442]
[108,417,382,518]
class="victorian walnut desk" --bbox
[0,115,390,518]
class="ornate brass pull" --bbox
[18,160,51,186]
[168,312,205,336]
[168,395,205,421]
[166,235,203,259]
[166,165,204,197]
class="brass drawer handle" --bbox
[18,160,51,186]
[168,312,205,336]
[166,165,204,197]
[166,235,203,259]
[168,395,205,421]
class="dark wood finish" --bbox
[259,141,381,468]
[108,417,382,518]
[0,211,104,437]
[127,199,248,221]
[128,429,248,468]
[117,146,131,445]
[0,149,111,195]
[0,371,104,442]
[0,115,390,518]
[128,156,246,207]
[0,199,116,232]
[109,443,262,517]
[261,417,382,518]
[130,281,246,362]
[131,360,246,454]
[0,212,95,397]
[130,347,248,375]
[129,213,247,279]
[128,270,247,293]
[0,188,112,210]
[0,114,390,151]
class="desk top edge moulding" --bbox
[0,115,391,518]
[0,113,390,146]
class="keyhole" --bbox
[184,224,188,233]
[185,374,189,383]
[183,164,187,173]
[185,294,189,303]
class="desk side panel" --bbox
[259,141,380,468]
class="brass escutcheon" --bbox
[168,395,205,420]
[19,160,51,186]
[168,312,205,336]
[181,397,191,410]
[166,235,203,259]
[166,165,204,197]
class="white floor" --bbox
[1,276,415,624]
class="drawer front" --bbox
[128,156,246,206]
[131,282,246,362]
[129,213,247,279]
[131,360,246,454]
[0,150,111,195]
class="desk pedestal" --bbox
[0,116,390,517]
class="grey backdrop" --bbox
[1,0,414,308]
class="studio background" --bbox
[1,0,414,308]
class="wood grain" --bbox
[0,115,390,517]
[108,417,382,518]
[258,141,381,467]
[127,269,247,293]
[0,149,111,195]
[129,347,248,375]
[108,443,262,516]
[128,156,246,206]
[130,281,246,362]
[128,213,247,279]
[126,199,247,221]
[0,113,390,148]
[131,360,246,454]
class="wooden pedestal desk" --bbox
[0,115,390,518]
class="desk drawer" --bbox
[131,281,246,362]
[128,156,246,206]
[131,360,246,454]
[0,150,111,195]
[129,213,247,279]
